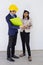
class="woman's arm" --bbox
[25,18,32,29]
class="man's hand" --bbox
[20,25,27,29]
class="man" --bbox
[6,4,20,62]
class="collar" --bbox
[10,13,16,17]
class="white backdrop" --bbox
[0,0,43,51]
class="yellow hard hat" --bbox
[9,4,18,12]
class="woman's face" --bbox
[24,12,28,18]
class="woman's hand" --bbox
[25,22,32,29]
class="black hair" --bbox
[23,10,30,20]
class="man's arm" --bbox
[6,16,20,29]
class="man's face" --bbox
[10,10,16,15]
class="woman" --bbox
[20,10,32,61]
